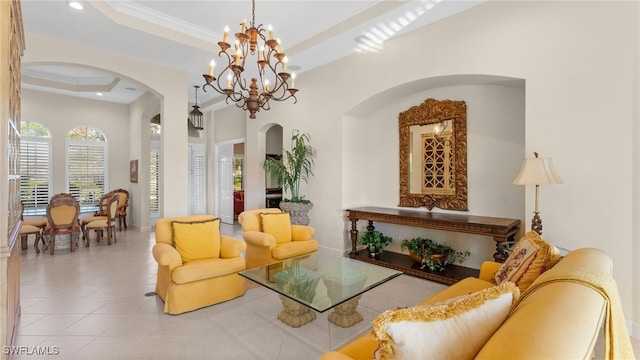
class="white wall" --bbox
[236,1,639,332]
[21,89,130,195]
[129,91,161,230]
[209,106,247,215]
[213,105,246,143]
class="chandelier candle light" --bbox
[202,0,298,119]
[512,152,563,235]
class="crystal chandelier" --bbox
[202,0,298,119]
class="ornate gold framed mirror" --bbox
[399,98,468,210]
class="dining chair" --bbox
[83,193,119,247]
[43,193,81,255]
[20,223,43,252]
[78,192,110,240]
[111,188,129,231]
[19,202,47,252]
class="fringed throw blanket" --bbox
[510,269,635,360]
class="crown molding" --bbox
[88,0,215,51]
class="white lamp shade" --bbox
[513,157,562,185]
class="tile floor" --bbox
[14,224,639,360]
[14,224,448,359]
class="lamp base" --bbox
[531,212,543,235]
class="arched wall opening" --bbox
[20,60,170,230]
[22,33,190,218]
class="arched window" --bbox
[20,121,52,213]
[150,117,161,135]
[66,126,108,206]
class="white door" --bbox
[217,143,234,224]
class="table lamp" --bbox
[513,152,562,235]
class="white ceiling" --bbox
[20,0,484,111]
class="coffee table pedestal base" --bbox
[328,295,363,328]
[278,295,316,328]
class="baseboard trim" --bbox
[630,320,640,340]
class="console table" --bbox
[346,207,521,284]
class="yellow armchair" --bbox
[238,208,318,269]
[152,215,247,314]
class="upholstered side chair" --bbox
[152,215,247,314]
[238,208,318,269]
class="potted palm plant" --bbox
[401,237,470,272]
[358,230,392,258]
[263,130,317,225]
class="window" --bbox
[150,123,161,135]
[66,126,108,206]
[233,157,243,191]
[150,141,160,217]
[20,121,52,213]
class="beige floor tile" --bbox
[15,223,638,359]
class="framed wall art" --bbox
[130,160,138,183]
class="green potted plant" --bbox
[263,130,317,225]
[358,230,392,258]
[401,237,470,272]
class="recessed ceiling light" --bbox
[96,92,103,96]
[67,1,83,10]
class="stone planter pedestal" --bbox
[279,201,313,225]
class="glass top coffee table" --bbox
[239,249,401,328]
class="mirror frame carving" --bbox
[399,98,468,211]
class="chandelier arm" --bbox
[227,88,246,102]
[233,99,246,109]
[266,73,292,101]
[202,82,231,97]
[264,48,284,78]
[259,50,289,98]
[230,72,248,93]
[259,96,271,111]
[268,92,297,104]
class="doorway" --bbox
[216,139,245,224]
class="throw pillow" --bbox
[372,282,520,360]
[261,212,292,244]
[494,231,561,291]
[171,218,221,263]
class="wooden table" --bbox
[346,207,521,284]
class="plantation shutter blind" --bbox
[191,148,206,214]
[20,138,51,211]
[150,150,160,216]
[67,140,107,206]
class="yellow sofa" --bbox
[152,215,247,315]
[322,248,633,360]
